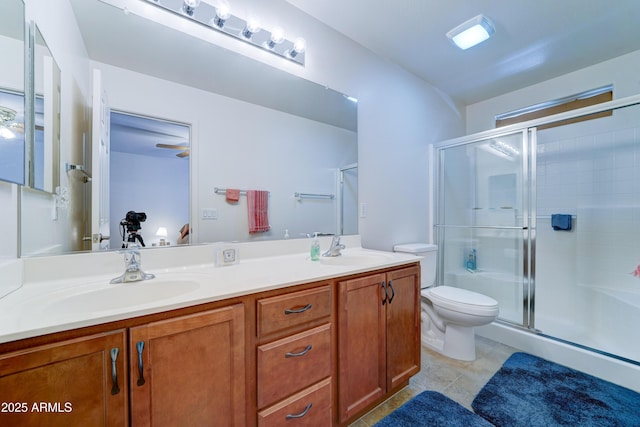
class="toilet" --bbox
[393,243,499,361]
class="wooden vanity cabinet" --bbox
[129,304,246,427]
[0,330,128,426]
[255,284,334,427]
[337,265,420,423]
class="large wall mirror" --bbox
[0,0,26,186]
[20,0,357,256]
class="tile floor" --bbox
[350,336,518,426]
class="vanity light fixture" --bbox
[267,27,285,49]
[145,0,306,65]
[446,14,495,50]
[288,37,306,58]
[211,5,231,29]
[181,0,200,17]
[242,18,261,39]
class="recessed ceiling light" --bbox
[446,14,495,50]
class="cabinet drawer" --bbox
[257,323,332,408]
[257,285,332,337]
[258,378,332,427]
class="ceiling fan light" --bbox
[446,14,495,50]
[0,126,16,139]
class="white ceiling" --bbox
[285,0,640,105]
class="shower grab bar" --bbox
[434,224,528,230]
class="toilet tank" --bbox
[393,243,437,289]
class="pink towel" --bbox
[226,189,241,203]
[247,190,270,233]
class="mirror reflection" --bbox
[109,112,190,250]
[20,0,357,257]
[31,25,61,193]
[0,0,25,186]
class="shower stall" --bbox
[434,95,640,367]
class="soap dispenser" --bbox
[310,232,320,261]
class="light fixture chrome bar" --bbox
[145,0,306,65]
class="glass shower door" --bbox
[436,130,529,326]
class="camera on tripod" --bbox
[120,211,147,248]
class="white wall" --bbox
[466,50,640,134]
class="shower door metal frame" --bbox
[434,128,533,328]
[433,93,640,333]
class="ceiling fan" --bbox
[155,143,190,158]
[0,106,24,139]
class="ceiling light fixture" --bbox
[446,14,495,50]
[145,0,306,65]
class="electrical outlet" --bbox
[215,246,239,266]
[223,248,236,263]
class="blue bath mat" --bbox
[374,391,494,427]
[472,352,640,426]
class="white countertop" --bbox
[0,237,420,344]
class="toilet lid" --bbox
[424,286,498,312]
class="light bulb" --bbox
[289,37,306,58]
[242,18,261,39]
[267,27,285,49]
[182,0,200,16]
[211,5,231,28]
[0,126,15,139]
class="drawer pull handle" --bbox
[285,344,312,358]
[387,280,395,304]
[284,303,312,315]
[136,341,146,386]
[110,347,120,395]
[286,403,312,419]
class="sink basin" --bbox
[319,252,394,266]
[44,279,200,314]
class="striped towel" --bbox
[247,190,270,233]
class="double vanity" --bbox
[0,236,421,426]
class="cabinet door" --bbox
[337,273,386,423]
[0,330,128,426]
[130,304,245,427]
[385,266,421,391]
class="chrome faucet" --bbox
[110,243,155,284]
[323,235,345,257]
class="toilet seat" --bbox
[423,286,498,316]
